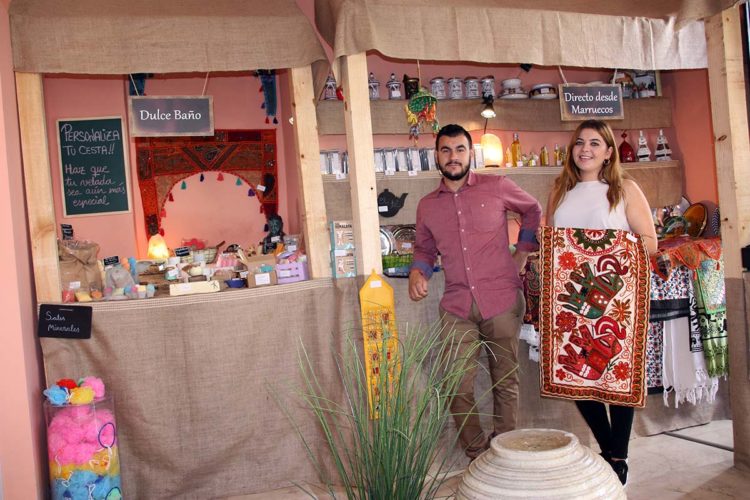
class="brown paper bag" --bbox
[58,240,103,292]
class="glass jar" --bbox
[464,77,480,99]
[430,77,447,100]
[45,396,122,499]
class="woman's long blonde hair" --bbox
[548,119,627,215]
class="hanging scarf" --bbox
[662,291,719,407]
[539,227,650,407]
[692,258,729,377]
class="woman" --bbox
[547,119,657,485]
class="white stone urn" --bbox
[456,428,626,499]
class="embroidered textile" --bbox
[692,259,729,377]
[651,236,722,281]
[539,227,650,407]
[646,321,664,389]
[135,130,278,236]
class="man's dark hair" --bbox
[435,123,472,149]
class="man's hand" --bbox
[512,249,529,274]
[408,269,429,301]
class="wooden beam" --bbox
[288,65,331,279]
[706,7,750,471]
[341,53,381,275]
[15,72,60,303]
[706,8,750,278]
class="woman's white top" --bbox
[553,180,631,231]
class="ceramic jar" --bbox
[456,428,625,499]
[430,77,447,99]
[464,77,480,99]
[448,77,463,99]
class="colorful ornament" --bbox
[235,177,243,186]
[168,192,174,202]
[181,180,187,190]
[199,173,205,182]
[217,172,224,181]
[405,87,439,142]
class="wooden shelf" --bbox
[317,97,673,135]
[323,161,682,225]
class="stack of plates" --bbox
[530,83,558,100]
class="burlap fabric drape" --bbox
[315,0,741,70]
[10,0,327,74]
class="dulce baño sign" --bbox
[128,96,214,137]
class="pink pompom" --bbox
[80,377,106,399]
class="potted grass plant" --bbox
[290,320,490,500]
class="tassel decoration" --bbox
[217,172,224,181]
[159,228,165,236]
[160,208,167,218]
[168,192,174,202]
[248,188,255,197]
[181,181,187,190]
[273,117,278,124]
[265,117,270,124]
[200,173,205,182]
[235,177,242,186]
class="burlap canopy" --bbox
[315,0,742,70]
[9,0,328,74]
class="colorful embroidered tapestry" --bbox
[539,227,651,407]
[135,130,278,236]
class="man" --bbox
[409,124,542,459]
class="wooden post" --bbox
[341,53,382,275]
[289,65,332,279]
[15,72,60,303]
[706,7,750,470]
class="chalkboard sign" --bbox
[559,84,624,121]
[38,304,92,339]
[57,117,131,217]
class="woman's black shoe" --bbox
[610,459,628,486]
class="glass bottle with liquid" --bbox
[540,145,549,166]
[511,133,522,167]
[504,146,512,168]
[553,143,562,166]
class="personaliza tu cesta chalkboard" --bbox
[38,304,92,339]
[57,117,131,217]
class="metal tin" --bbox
[481,76,495,99]
[464,77,480,99]
[430,77,447,100]
[447,77,463,99]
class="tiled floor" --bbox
[229,420,750,499]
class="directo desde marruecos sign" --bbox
[559,84,624,121]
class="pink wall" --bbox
[44,72,294,259]
[661,69,718,204]
[0,2,46,498]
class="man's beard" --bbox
[438,160,470,181]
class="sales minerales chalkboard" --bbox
[57,117,131,217]
[38,304,92,339]
[559,84,624,121]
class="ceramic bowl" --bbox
[225,278,246,288]
[501,78,522,90]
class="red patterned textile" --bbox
[135,130,277,236]
[539,227,651,407]
[651,236,722,280]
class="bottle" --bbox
[619,131,636,162]
[511,133,522,167]
[504,146,513,168]
[553,143,562,166]
[540,145,549,166]
[637,130,652,161]
[655,129,672,161]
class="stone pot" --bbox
[456,428,625,499]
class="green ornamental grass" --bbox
[292,319,503,500]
